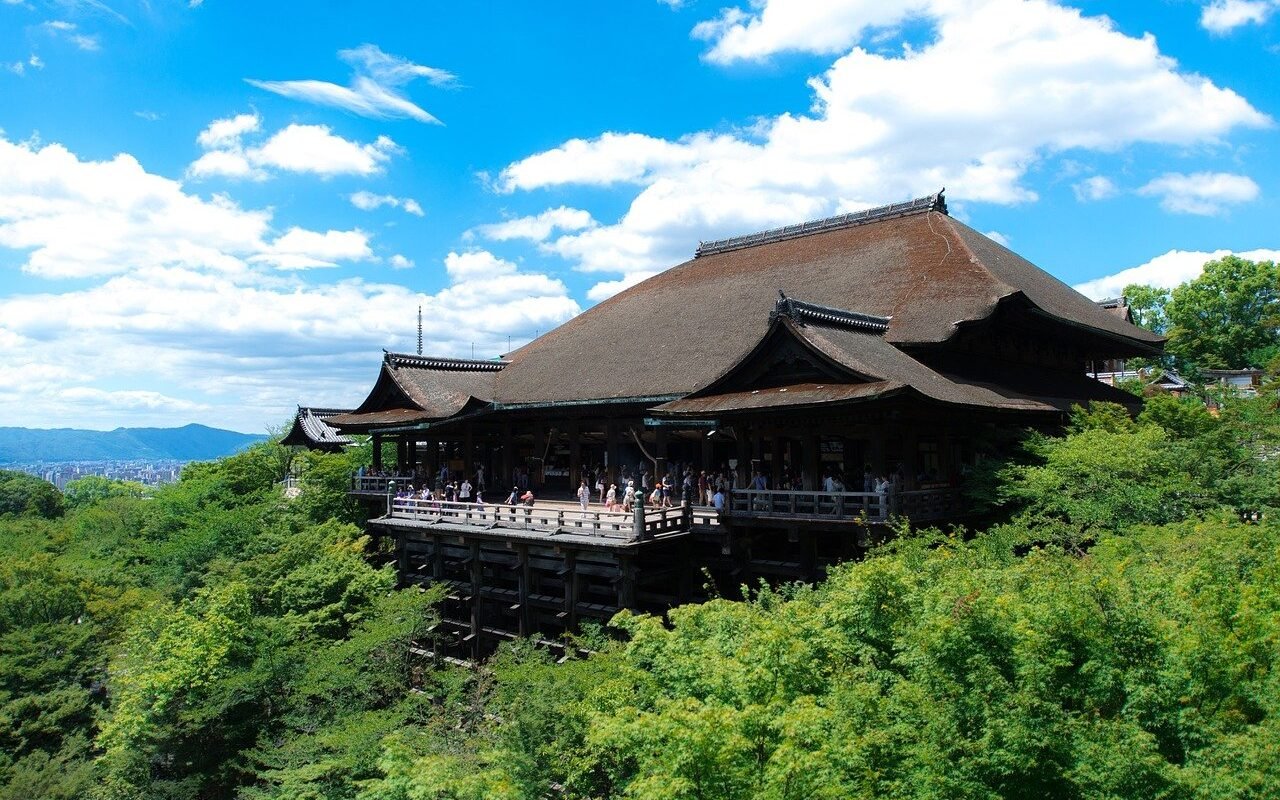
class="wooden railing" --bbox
[727,487,963,523]
[898,488,964,521]
[350,475,416,493]
[387,497,692,541]
[728,489,891,522]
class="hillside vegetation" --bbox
[0,391,1277,799]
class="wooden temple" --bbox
[305,192,1162,657]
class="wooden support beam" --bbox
[562,551,578,629]
[618,555,637,610]
[469,540,482,661]
[518,544,531,638]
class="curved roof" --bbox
[327,353,504,431]
[280,407,354,449]
[492,201,1160,405]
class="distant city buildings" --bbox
[3,460,187,490]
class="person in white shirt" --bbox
[577,478,591,516]
[459,478,472,502]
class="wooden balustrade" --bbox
[350,475,416,493]
[387,497,692,540]
[727,487,963,523]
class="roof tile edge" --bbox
[694,190,947,258]
[384,352,509,372]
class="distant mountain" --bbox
[0,423,268,463]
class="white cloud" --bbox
[350,190,425,216]
[5,61,24,76]
[1072,175,1118,201]
[1074,247,1280,299]
[693,0,933,63]
[28,54,43,69]
[389,254,414,269]
[1200,0,1279,33]
[189,115,400,180]
[1137,171,1260,215]
[253,228,373,270]
[586,270,660,302]
[0,134,374,279]
[246,44,456,124]
[42,20,100,51]
[471,206,596,242]
[983,230,1010,246]
[495,0,1268,280]
[197,111,261,149]
[0,133,580,429]
[134,110,162,122]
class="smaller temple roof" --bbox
[280,407,354,450]
[653,294,1137,418]
[327,352,505,433]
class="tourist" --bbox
[577,478,591,516]
[520,489,535,507]
[605,483,617,511]
[595,472,606,504]
[459,477,472,503]
[712,486,725,512]
[475,464,486,493]
[505,485,519,505]
[622,480,636,512]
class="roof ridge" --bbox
[299,406,354,416]
[769,292,890,334]
[695,191,947,258]
[384,352,509,372]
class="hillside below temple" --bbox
[305,192,1164,658]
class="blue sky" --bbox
[1,0,1278,432]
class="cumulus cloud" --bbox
[1074,247,1280,299]
[253,228,374,270]
[1072,175,1118,202]
[0,134,579,429]
[188,113,400,180]
[493,0,1268,300]
[1200,0,1279,33]
[389,254,414,269]
[1137,171,1260,215]
[470,206,596,242]
[350,190,425,216]
[246,44,456,124]
[0,134,372,279]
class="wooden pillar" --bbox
[618,555,637,610]
[531,423,546,489]
[372,434,383,470]
[605,420,620,485]
[469,540,482,660]
[501,423,514,491]
[770,432,784,489]
[562,551,578,629]
[464,427,475,480]
[425,438,438,481]
[396,438,408,473]
[568,422,581,486]
[805,431,821,491]
[654,428,668,481]
[431,535,443,580]
[517,544,531,638]
[407,439,418,476]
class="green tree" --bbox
[1165,255,1280,370]
[63,476,148,511]
[0,470,63,519]
[1122,283,1171,335]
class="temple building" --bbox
[303,192,1163,657]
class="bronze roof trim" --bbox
[694,191,947,258]
[769,292,890,333]
[383,351,509,372]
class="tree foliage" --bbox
[1127,256,1280,371]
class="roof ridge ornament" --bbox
[769,291,890,333]
[384,352,509,372]
[695,190,947,258]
